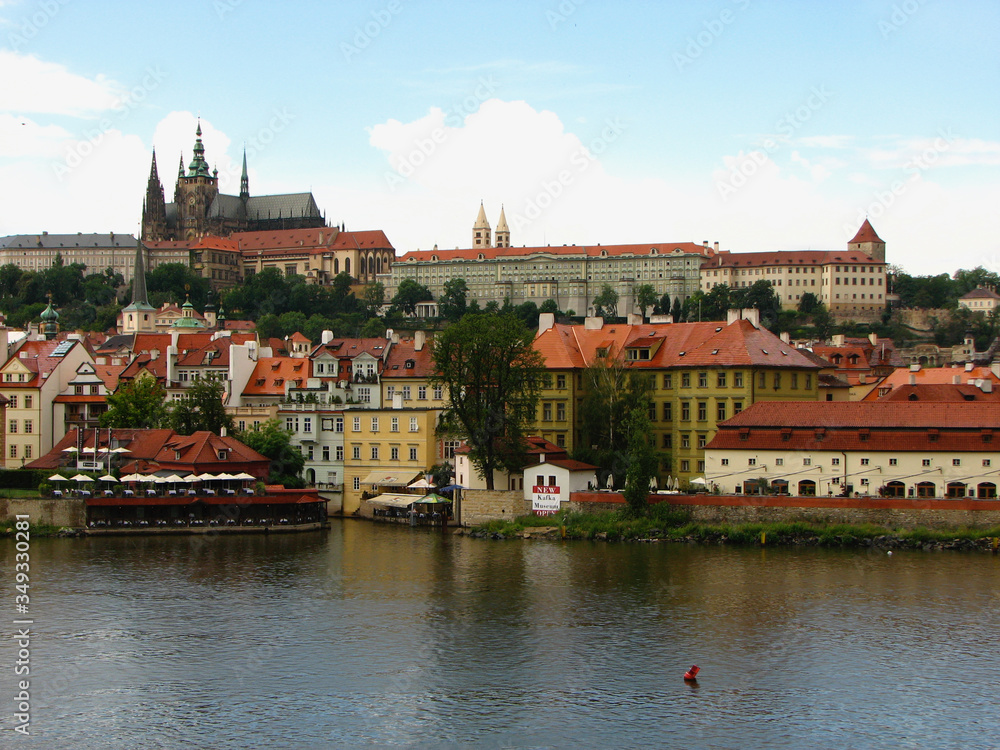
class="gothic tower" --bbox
[239,149,250,203]
[141,150,169,241]
[495,205,510,248]
[472,201,491,248]
[173,120,220,240]
[848,219,886,262]
[121,238,157,334]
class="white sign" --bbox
[532,485,560,515]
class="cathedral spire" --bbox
[495,204,510,248]
[472,200,491,248]
[131,237,150,307]
[141,149,168,241]
[240,148,249,202]
[177,154,185,179]
[187,119,211,177]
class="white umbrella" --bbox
[120,473,142,482]
[196,473,216,481]
[649,477,658,490]
[80,447,96,454]
[689,477,707,486]
[153,476,169,484]
[70,474,92,482]
[48,474,68,482]
[408,478,436,489]
[61,447,79,453]
[110,447,131,454]
[215,472,236,480]
[232,472,255,481]
[164,474,186,483]
[606,473,614,489]
[98,475,117,482]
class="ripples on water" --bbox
[2,524,999,749]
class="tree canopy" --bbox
[99,376,169,429]
[430,312,546,490]
[167,380,235,436]
[237,419,305,488]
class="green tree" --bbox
[621,405,658,516]
[430,313,546,490]
[439,278,469,321]
[798,292,820,314]
[391,278,433,316]
[100,377,168,429]
[592,284,619,319]
[635,284,658,320]
[237,419,305,488]
[145,262,210,308]
[574,350,654,489]
[362,282,385,317]
[168,380,235,436]
[670,296,683,322]
[657,292,671,316]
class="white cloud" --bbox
[0,50,122,116]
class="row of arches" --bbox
[742,479,997,499]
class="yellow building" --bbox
[531,311,822,483]
[342,407,442,515]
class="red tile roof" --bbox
[1,340,83,387]
[397,241,711,263]
[848,219,884,244]
[877,383,1000,402]
[960,287,1000,300]
[329,229,394,251]
[862,366,1000,400]
[310,338,389,361]
[231,227,339,251]
[534,319,821,371]
[381,338,435,378]
[242,357,311,396]
[703,250,881,269]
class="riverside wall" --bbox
[566,493,1000,530]
[1,497,86,527]
[460,490,530,527]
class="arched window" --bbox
[334,258,339,275]
[798,479,816,496]
[883,481,905,498]
[977,482,996,499]
[771,479,789,495]
[345,258,351,274]
[916,481,936,498]
[946,482,967,498]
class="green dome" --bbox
[40,299,59,321]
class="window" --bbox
[697,434,706,449]
[984,459,992,468]
[733,401,743,415]
[557,374,566,389]
[307,446,314,460]
[681,372,691,388]
[336,446,344,461]
[353,477,360,490]
[663,373,673,389]
[697,401,707,421]
[335,417,344,433]
[322,446,330,461]
[9,444,16,458]
[23,420,32,434]
[391,447,399,461]
[773,372,781,389]
[352,417,361,432]
[402,386,411,400]
[803,458,811,466]
[922,459,931,467]
[717,372,727,388]
[356,387,371,403]
[680,433,690,449]
[371,417,379,432]
[303,418,311,433]
[776,458,784,466]
[734,372,743,388]
[662,402,672,421]
[391,417,399,432]
[717,402,726,421]
[418,386,427,400]
[8,420,16,434]
[953,458,961,467]
[7,396,16,409]
[832,458,840,466]
[218,450,228,460]
[681,402,690,421]
[370,446,379,460]
[889,458,897,466]
[662,434,672,448]
[352,446,361,460]
[861,458,869,466]
[698,372,708,387]
[75,385,84,395]
[24,445,31,459]
[557,402,566,421]
[748,458,756,466]
[721,458,729,466]
[409,447,418,461]
[791,373,799,389]
[681,460,690,472]
[758,372,766,388]
[24,395,32,408]
[386,386,395,399]
[286,417,297,433]
[433,385,443,400]
[543,403,552,421]
[409,417,419,432]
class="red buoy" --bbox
[683,665,700,681]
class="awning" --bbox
[361,470,419,487]
[367,493,419,508]
[86,497,198,507]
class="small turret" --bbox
[495,204,510,248]
[473,201,491,248]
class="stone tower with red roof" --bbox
[848,219,885,262]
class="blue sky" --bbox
[1,0,997,275]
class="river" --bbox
[3,521,999,748]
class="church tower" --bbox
[239,149,250,203]
[848,219,886,262]
[141,150,169,241]
[472,201,491,248]
[121,238,157,334]
[173,120,220,240]
[494,205,510,248]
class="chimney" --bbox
[780,332,790,344]
[908,373,916,385]
[868,332,878,346]
[953,374,961,384]
[965,362,974,372]
[909,363,921,372]
[727,309,741,325]
[714,241,719,253]
[584,316,604,330]
[321,330,334,345]
[220,427,227,437]
[832,334,845,347]
[414,330,426,351]
[981,379,993,393]
[627,313,643,325]
[538,312,555,335]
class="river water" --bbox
[3,522,999,749]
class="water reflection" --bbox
[2,525,998,748]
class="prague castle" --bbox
[141,121,328,241]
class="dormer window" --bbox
[218,449,228,460]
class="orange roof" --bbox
[191,236,240,252]
[311,338,389,360]
[703,250,881,269]
[862,366,1000,400]
[397,241,711,264]
[848,219,884,244]
[231,227,337,252]
[381,338,435,378]
[534,319,821,371]
[878,384,1000,402]
[243,357,311,396]
[328,229,393,251]
[1,340,82,386]
[289,332,311,343]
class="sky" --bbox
[0,0,997,276]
